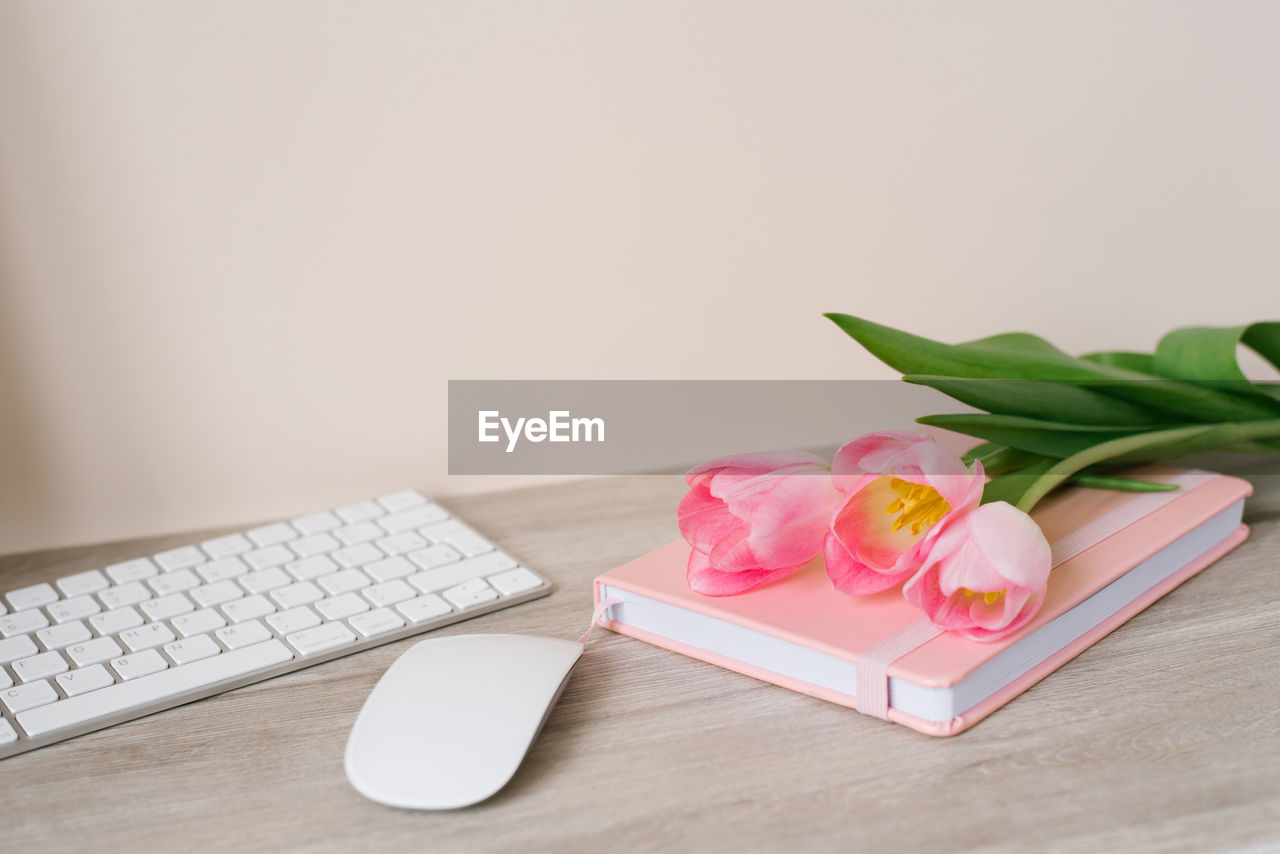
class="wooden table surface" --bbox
[3,474,1279,853]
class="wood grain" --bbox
[3,474,1279,853]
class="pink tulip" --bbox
[824,431,984,595]
[679,451,842,596]
[902,501,1052,642]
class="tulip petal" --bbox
[676,483,748,556]
[964,502,1053,591]
[686,451,830,485]
[686,549,808,596]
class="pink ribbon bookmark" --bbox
[578,597,623,644]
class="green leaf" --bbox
[961,445,1050,474]
[825,314,1109,380]
[961,441,1003,462]
[826,313,1280,422]
[904,375,1162,425]
[1154,323,1280,381]
[1153,323,1280,402]
[917,413,1161,458]
[1080,351,1156,373]
[980,457,1059,505]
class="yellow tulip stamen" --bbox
[960,588,1005,605]
[884,477,951,536]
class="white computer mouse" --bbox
[344,633,584,810]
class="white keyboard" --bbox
[0,490,551,760]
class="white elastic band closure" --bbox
[853,470,1211,719]
[854,617,944,719]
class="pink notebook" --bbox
[593,468,1252,736]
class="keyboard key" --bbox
[348,608,405,638]
[0,668,10,689]
[246,522,297,547]
[216,620,272,650]
[285,622,356,656]
[488,567,547,597]
[240,567,292,594]
[196,556,250,583]
[379,504,449,534]
[140,593,194,622]
[331,543,384,569]
[419,520,495,557]
[0,718,17,744]
[396,595,452,624]
[365,556,416,583]
[1,609,49,638]
[3,679,59,714]
[377,490,428,513]
[270,582,323,610]
[407,544,462,570]
[99,581,152,610]
[56,664,115,697]
[0,634,39,664]
[56,569,110,598]
[14,651,69,682]
[111,649,169,681]
[18,641,293,737]
[314,593,369,621]
[155,545,206,572]
[362,579,415,608]
[36,620,92,651]
[163,634,221,665]
[383,505,451,536]
[285,554,339,581]
[244,544,296,571]
[200,533,252,559]
[6,583,58,612]
[407,552,517,594]
[105,558,159,584]
[289,532,341,558]
[89,606,144,636]
[191,580,244,608]
[119,623,177,653]
[222,594,275,623]
[335,522,384,546]
[47,594,102,623]
[292,511,341,535]
[171,608,227,638]
[442,578,499,610]
[148,568,201,596]
[266,607,321,635]
[317,569,370,596]
[66,636,124,668]
[375,531,428,556]
[335,500,383,524]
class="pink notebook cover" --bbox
[593,468,1253,736]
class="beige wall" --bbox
[2,2,1278,555]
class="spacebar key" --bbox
[16,640,294,738]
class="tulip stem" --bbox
[1071,475,1181,493]
[1014,419,1280,512]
